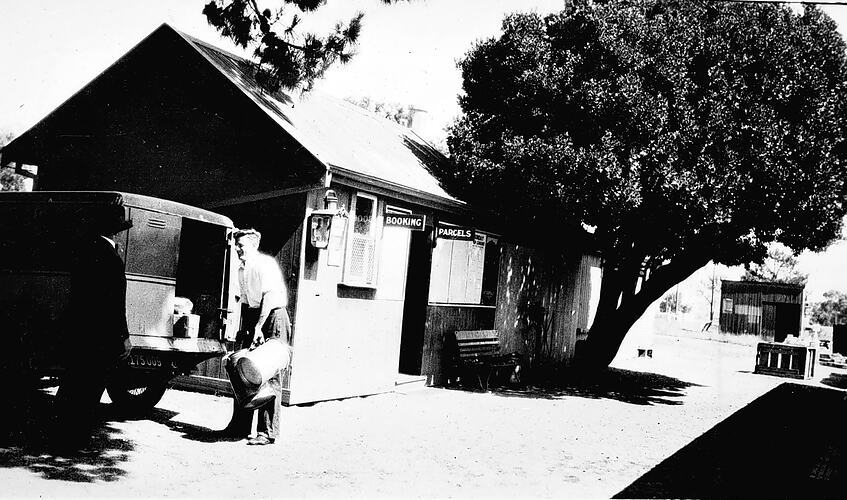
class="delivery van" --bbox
[0,191,235,413]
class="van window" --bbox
[125,209,181,278]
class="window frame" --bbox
[428,226,500,307]
[342,191,380,288]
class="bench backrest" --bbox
[453,329,501,361]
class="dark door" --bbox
[774,303,802,343]
[762,303,777,341]
[398,229,433,375]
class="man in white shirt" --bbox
[218,228,291,445]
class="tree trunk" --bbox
[573,252,709,371]
[708,264,716,323]
[573,304,642,370]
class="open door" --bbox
[775,303,802,343]
[398,229,433,375]
[765,302,802,343]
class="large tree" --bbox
[439,0,847,369]
[203,0,400,92]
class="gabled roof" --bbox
[174,27,459,205]
[2,24,461,208]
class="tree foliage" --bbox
[810,290,847,326]
[659,291,689,314]
[741,244,808,285]
[439,0,847,367]
[0,132,24,192]
[345,96,415,127]
[203,0,400,91]
[346,96,449,154]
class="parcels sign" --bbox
[384,213,426,231]
[435,224,475,241]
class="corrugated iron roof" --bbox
[721,279,805,294]
[174,27,460,206]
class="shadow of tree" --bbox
[820,371,847,390]
[401,136,454,187]
[0,386,134,483]
[189,36,295,126]
[614,383,847,498]
[448,367,700,406]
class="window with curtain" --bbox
[344,192,378,286]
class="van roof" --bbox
[0,191,233,227]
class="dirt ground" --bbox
[1,332,844,498]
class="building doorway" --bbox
[763,302,802,343]
[397,229,433,375]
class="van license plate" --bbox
[127,352,163,368]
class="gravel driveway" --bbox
[1,333,842,498]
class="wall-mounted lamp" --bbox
[309,189,345,249]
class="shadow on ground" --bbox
[0,383,135,482]
[615,382,846,498]
[142,406,229,443]
[820,371,847,390]
[448,367,700,406]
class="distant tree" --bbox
[698,263,720,324]
[346,96,450,154]
[0,132,25,192]
[438,0,847,369]
[659,291,689,314]
[741,244,808,285]
[203,0,405,92]
[810,290,847,326]
[346,96,415,127]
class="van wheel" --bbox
[106,377,169,414]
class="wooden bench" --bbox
[448,330,520,390]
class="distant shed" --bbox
[719,280,804,342]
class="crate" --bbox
[754,342,816,379]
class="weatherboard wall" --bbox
[286,187,412,404]
[493,245,601,371]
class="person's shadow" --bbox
[143,408,236,443]
[1,381,134,482]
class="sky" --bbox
[1,0,847,303]
[0,0,567,142]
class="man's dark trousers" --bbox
[226,306,290,440]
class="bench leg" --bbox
[476,370,486,391]
[484,368,494,391]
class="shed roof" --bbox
[721,279,805,295]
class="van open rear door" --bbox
[0,191,235,413]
